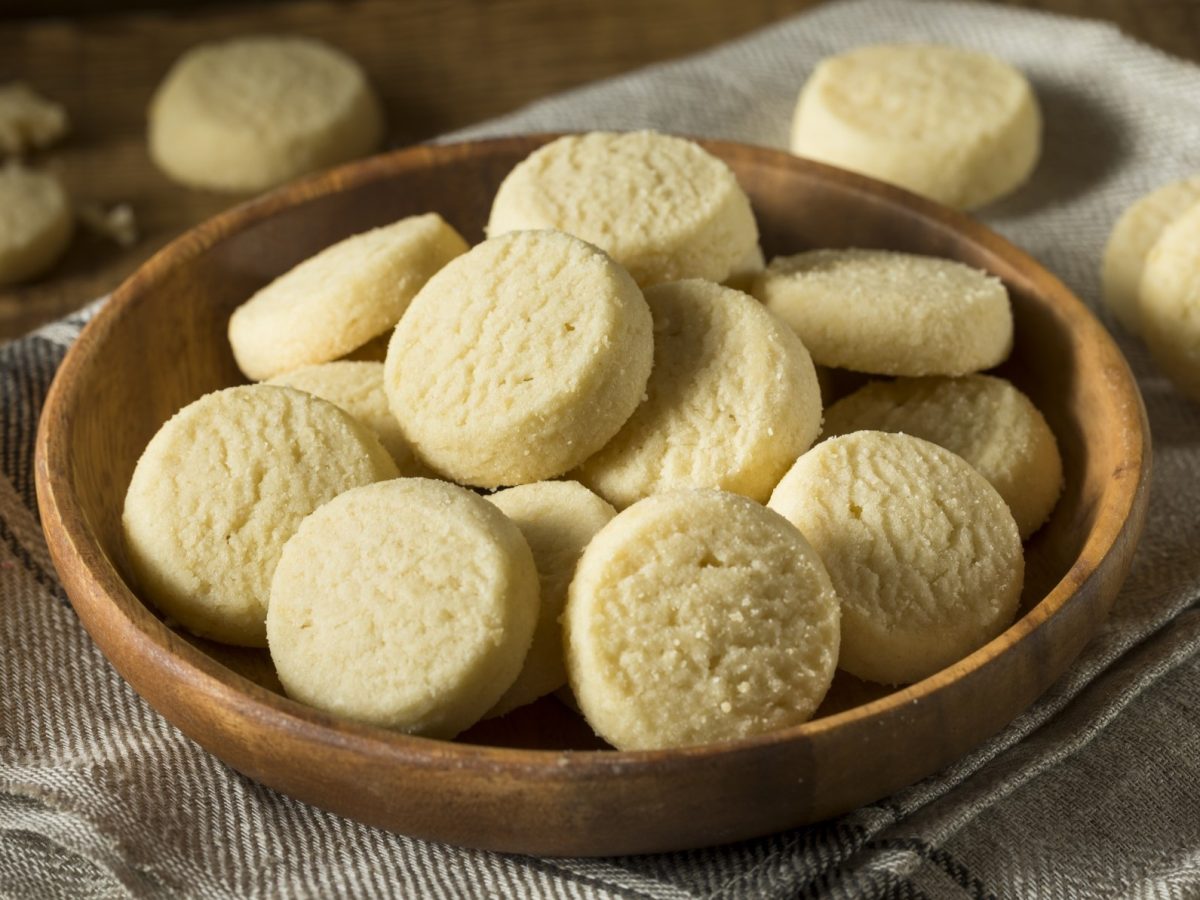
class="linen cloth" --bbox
[5,0,1200,895]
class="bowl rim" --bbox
[35,133,1150,782]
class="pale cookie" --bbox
[487,131,759,286]
[148,36,384,192]
[577,279,822,508]
[267,478,539,738]
[769,432,1023,685]
[564,489,840,751]
[386,230,654,487]
[753,249,1012,376]
[824,376,1062,539]
[790,44,1041,210]
[1102,177,1200,335]
[122,385,398,647]
[484,481,616,718]
[1140,203,1200,400]
[268,361,416,473]
[0,82,68,155]
[0,163,73,285]
[228,213,468,381]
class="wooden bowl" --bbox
[35,136,1149,857]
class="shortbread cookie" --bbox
[386,230,654,487]
[564,489,840,750]
[122,385,398,647]
[1140,203,1200,400]
[487,131,759,286]
[1102,177,1200,335]
[268,479,539,737]
[0,164,72,286]
[228,213,467,381]
[268,361,416,473]
[0,82,68,155]
[148,36,384,192]
[769,432,1023,685]
[753,249,1012,376]
[485,481,616,718]
[823,375,1062,538]
[790,44,1040,209]
[577,279,822,508]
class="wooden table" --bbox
[1,0,1196,340]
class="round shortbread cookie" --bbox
[790,44,1040,210]
[753,249,1012,376]
[487,131,759,287]
[268,361,417,473]
[484,481,616,718]
[1140,203,1200,400]
[148,36,384,192]
[228,213,468,381]
[385,230,654,487]
[1102,177,1200,335]
[0,164,73,286]
[768,432,1023,685]
[823,375,1062,539]
[577,279,822,508]
[122,385,398,647]
[564,489,840,751]
[267,478,539,737]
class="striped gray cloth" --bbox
[5,0,1200,895]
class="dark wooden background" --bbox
[2,0,1198,339]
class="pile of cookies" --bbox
[122,130,1062,751]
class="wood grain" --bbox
[1,0,1198,338]
[35,136,1149,855]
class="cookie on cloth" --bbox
[1139,203,1200,401]
[0,163,73,285]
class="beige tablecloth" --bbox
[4,1,1200,896]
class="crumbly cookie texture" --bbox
[268,478,539,738]
[768,432,1023,686]
[577,278,822,508]
[487,131,759,287]
[268,361,418,474]
[790,43,1041,210]
[228,213,468,381]
[823,375,1062,538]
[753,248,1012,376]
[1139,203,1200,401]
[385,229,654,487]
[1103,177,1200,336]
[484,481,616,718]
[564,489,841,750]
[0,163,73,286]
[148,36,384,192]
[122,385,398,647]
[0,82,68,156]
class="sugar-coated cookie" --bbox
[0,164,73,285]
[385,230,654,487]
[823,375,1062,538]
[484,481,616,718]
[122,385,398,647]
[753,249,1012,376]
[267,479,539,738]
[487,131,759,287]
[268,361,417,473]
[228,213,467,381]
[1140,203,1200,400]
[564,489,840,750]
[148,36,384,192]
[0,82,68,155]
[768,432,1023,685]
[1102,177,1200,335]
[577,279,822,508]
[790,44,1040,210]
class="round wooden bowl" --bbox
[35,136,1149,857]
